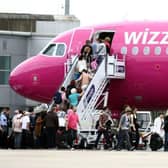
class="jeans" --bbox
[95,129,111,148]
[14,132,22,149]
[67,129,77,148]
[117,129,132,150]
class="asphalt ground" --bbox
[0,149,167,168]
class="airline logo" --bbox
[124,28,168,45]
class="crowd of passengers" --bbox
[0,106,79,149]
[1,104,168,151]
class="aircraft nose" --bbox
[9,57,40,98]
[9,55,63,103]
[9,69,24,93]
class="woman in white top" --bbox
[76,55,87,73]
[153,113,165,138]
[21,111,30,148]
[12,109,23,149]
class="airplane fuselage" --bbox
[9,21,168,114]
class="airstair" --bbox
[48,53,126,126]
[77,54,126,129]
[46,53,126,148]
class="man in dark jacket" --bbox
[44,107,59,148]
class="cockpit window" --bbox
[56,44,65,56]
[42,43,66,57]
[43,44,56,56]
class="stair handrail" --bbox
[61,54,79,89]
[76,58,108,129]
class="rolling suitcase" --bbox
[149,133,163,151]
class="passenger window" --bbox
[55,44,65,56]
[132,46,139,55]
[143,46,150,55]
[121,46,127,55]
[43,44,56,56]
[155,46,161,55]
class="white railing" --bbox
[77,58,107,129]
[106,54,126,79]
[62,55,79,89]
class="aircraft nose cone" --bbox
[9,71,22,92]
[9,56,41,99]
[9,55,62,103]
[9,61,30,95]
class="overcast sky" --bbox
[0,0,168,26]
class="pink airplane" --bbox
[9,21,168,117]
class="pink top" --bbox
[91,59,97,70]
[67,109,79,130]
[61,91,67,101]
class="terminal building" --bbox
[0,12,80,111]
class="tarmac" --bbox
[0,149,168,168]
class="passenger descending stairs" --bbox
[77,55,126,130]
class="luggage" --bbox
[149,133,163,151]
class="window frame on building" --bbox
[0,56,11,85]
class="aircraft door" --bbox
[68,28,93,58]
[92,31,115,55]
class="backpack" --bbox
[53,91,62,104]
[150,133,163,151]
